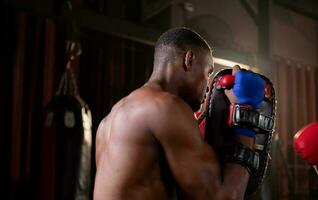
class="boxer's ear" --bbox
[184,50,194,72]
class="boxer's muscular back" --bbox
[94,85,178,200]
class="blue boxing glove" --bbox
[232,70,265,137]
[233,71,265,109]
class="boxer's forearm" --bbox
[218,135,253,200]
[221,163,250,200]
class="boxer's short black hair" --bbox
[154,27,211,55]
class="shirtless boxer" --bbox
[94,27,258,200]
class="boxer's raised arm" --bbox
[150,96,249,200]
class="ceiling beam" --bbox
[74,8,160,46]
[141,0,183,21]
[0,0,57,15]
[274,0,318,20]
[0,1,162,46]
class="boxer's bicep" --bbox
[152,99,222,198]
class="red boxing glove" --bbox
[294,122,318,167]
[216,74,235,90]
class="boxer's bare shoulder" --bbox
[94,85,185,200]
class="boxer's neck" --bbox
[147,62,184,97]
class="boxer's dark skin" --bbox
[94,35,252,200]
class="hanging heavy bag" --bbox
[196,68,276,196]
[42,66,92,200]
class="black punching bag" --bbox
[41,67,92,200]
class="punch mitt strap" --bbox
[221,143,260,175]
[228,104,274,132]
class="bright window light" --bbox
[214,57,252,70]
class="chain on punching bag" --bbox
[42,40,92,200]
[41,1,92,198]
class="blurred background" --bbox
[0,0,317,199]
